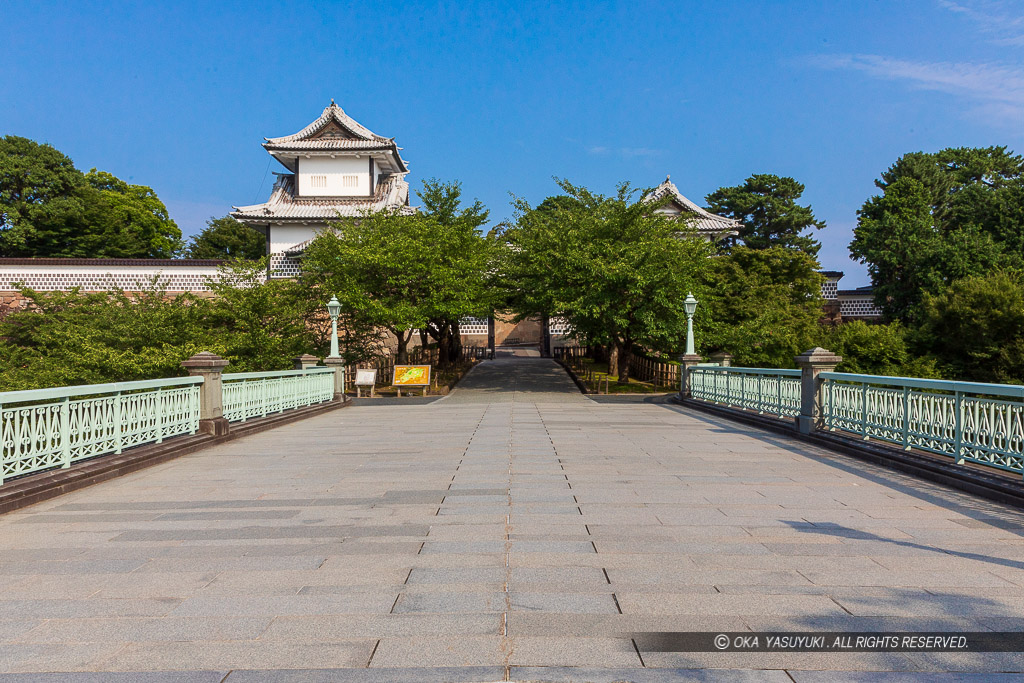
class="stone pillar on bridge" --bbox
[795,347,842,435]
[676,353,703,400]
[180,352,231,436]
[709,351,733,367]
[293,354,319,370]
[323,357,347,401]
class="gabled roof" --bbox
[644,176,741,237]
[230,173,414,224]
[264,100,390,145]
[262,101,408,173]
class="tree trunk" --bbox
[436,322,452,368]
[419,329,429,349]
[395,330,411,365]
[607,344,619,379]
[451,321,462,363]
[615,339,632,383]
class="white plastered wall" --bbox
[297,157,370,197]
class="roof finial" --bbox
[666,174,671,182]
[330,98,335,106]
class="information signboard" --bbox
[393,365,431,386]
[354,369,377,386]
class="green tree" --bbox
[415,179,494,364]
[705,174,825,255]
[83,170,183,258]
[301,180,495,365]
[0,135,92,256]
[0,260,327,390]
[819,321,942,378]
[0,285,213,389]
[699,246,823,368]
[912,270,1024,384]
[851,146,1024,322]
[504,179,711,382]
[204,259,321,371]
[0,136,183,258]
[187,216,266,260]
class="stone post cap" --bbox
[677,354,703,364]
[323,356,346,366]
[293,354,320,369]
[180,351,230,372]
[795,347,842,367]
[709,351,733,360]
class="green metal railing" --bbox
[0,377,203,484]
[222,368,335,423]
[689,366,802,418]
[821,373,1024,476]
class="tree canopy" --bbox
[300,179,496,364]
[911,270,1024,384]
[851,146,1024,322]
[186,216,266,260]
[698,246,824,368]
[502,179,711,381]
[0,260,323,390]
[705,174,825,255]
[0,135,182,258]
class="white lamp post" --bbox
[326,296,341,359]
[683,292,698,357]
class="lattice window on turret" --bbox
[310,175,327,189]
[342,175,359,188]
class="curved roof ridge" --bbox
[264,101,387,144]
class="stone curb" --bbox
[0,398,351,515]
[676,397,1024,510]
[556,359,595,395]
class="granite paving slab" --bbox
[0,357,1021,677]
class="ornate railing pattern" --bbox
[689,367,802,418]
[821,373,1024,475]
[222,368,335,423]
[0,378,202,484]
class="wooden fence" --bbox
[554,346,680,389]
[343,345,487,392]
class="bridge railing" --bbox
[689,366,802,418]
[682,348,1024,479]
[222,368,335,423]
[1,351,349,486]
[0,377,202,484]
[820,372,1024,475]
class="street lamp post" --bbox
[326,295,341,359]
[683,292,698,357]
[677,292,701,401]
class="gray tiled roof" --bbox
[261,101,408,173]
[644,176,741,236]
[263,139,396,151]
[230,174,414,223]
[264,101,390,144]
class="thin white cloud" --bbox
[815,53,1024,122]
[937,0,1024,46]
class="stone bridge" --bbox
[1,358,1022,680]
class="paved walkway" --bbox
[1,358,1023,680]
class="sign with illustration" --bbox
[392,365,431,386]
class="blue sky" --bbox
[3,0,1023,286]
